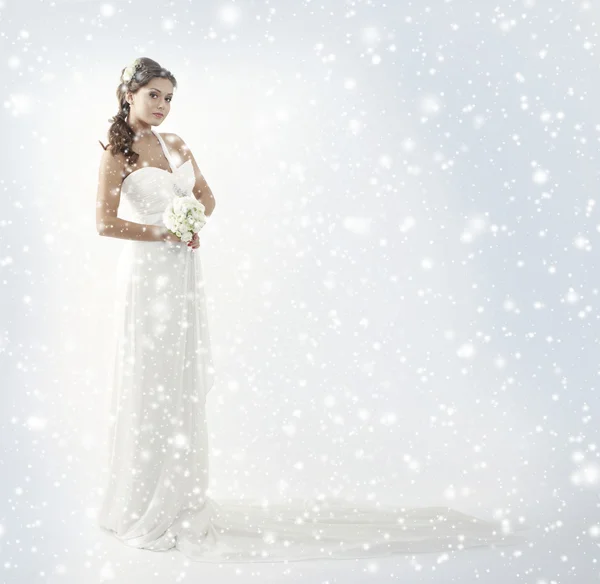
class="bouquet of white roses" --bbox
[162,195,208,243]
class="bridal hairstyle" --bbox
[98,57,177,166]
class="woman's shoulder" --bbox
[160,132,190,161]
[158,132,183,147]
[98,141,118,156]
[98,142,130,181]
[99,142,122,162]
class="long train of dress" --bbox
[96,128,531,562]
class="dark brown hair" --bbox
[98,57,177,166]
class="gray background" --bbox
[1,0,598,582]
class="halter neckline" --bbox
[151,127,174,173]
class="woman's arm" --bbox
[170,134,216,217]
[96,147,172,242]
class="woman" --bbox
[95,57,529,562]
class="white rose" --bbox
[121,58,141,83]
[122,66,134,82]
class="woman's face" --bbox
[127,77,174,126]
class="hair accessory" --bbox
[121,58,141,84]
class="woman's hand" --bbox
[187,232,200,250]
[159,228,199,248]
[162,230,183,244]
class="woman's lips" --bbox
[153,113,164,118]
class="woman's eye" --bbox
[150,93,171,102]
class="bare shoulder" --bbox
[100,143,119,167]
[160,132,191,161]
[99,143,127,181]
[158,132,182,146]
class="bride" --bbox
[95,57,529,563]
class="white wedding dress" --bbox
[97,128,530,562]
